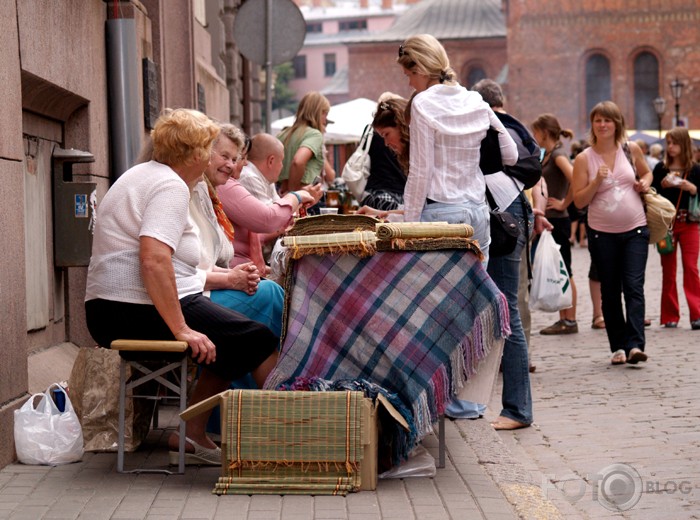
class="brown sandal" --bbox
[592,316,606,329]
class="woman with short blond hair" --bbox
[85,109,279,465]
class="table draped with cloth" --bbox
[263,247,509,468]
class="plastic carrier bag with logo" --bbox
[529,230,573,312]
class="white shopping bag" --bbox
[14,384,84,465]
[529,230,572,312]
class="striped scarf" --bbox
[205,176,235,243]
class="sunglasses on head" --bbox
[398,44,406,58]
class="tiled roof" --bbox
[320,66,349,95]
[345,0,506,43]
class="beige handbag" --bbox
[643,188,676,244]
[622,142,676,244]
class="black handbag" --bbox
[479,126,504,175]
[489,209,519,256]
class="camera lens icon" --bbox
[597,463,642,511]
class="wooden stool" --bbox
[111,339,189,474]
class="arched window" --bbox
[585,54,611,118]
[465,67,486,89]
[634,52,659,130]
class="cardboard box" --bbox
[181,389,407,494]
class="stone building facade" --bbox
[0,0,260,469]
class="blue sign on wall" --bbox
[75,194,88,218]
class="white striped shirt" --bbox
[404,84,518,222]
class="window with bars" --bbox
[585,54,611,117]
[324,53,336,78]
[293,55,307,79]
[633,52,660,131]
[339,19,367,31]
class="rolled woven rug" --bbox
[283,231,377,258]
[375,222,474,240]
[288,214,379,237]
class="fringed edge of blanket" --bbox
[228,460,359,474]
[213,476,359,496]
[266,292,510,467]
[287,241,377,260]
[375,237,483,258]
[410,290,510,444]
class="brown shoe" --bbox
[540,320,578,335]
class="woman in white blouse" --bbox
[397,34,518,262]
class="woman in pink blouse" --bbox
[572,101,652,365]
[217,145,317,276]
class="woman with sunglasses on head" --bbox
[396,35,517,423]
[396,34,517,262]
[651,127,700,330]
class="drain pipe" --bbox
[105,18,141,181]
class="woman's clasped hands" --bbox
[227,262,261,295]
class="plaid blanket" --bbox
[264,250,509,465]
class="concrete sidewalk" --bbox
[0,406,559,520]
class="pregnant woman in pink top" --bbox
[572,101,653,366]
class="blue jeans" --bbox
[588,226,649,354]
[422,199,491,419]
[421,199,491,264]
[487,194,533,424]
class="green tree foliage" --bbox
[273,63,298,117]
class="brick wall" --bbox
[349,39,507,103]
[506,0,700,136]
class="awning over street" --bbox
[271,97,377,144]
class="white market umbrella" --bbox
[271,97,377,144]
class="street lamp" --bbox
[653,97,666,138]
[670,77,684,127]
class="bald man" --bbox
[239,133,285,205]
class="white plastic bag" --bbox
[379,444,437,479]
[341,124,373,200]
[529,229,572,312]
[14,383,84,465]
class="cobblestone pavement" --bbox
[488,244,700,520]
